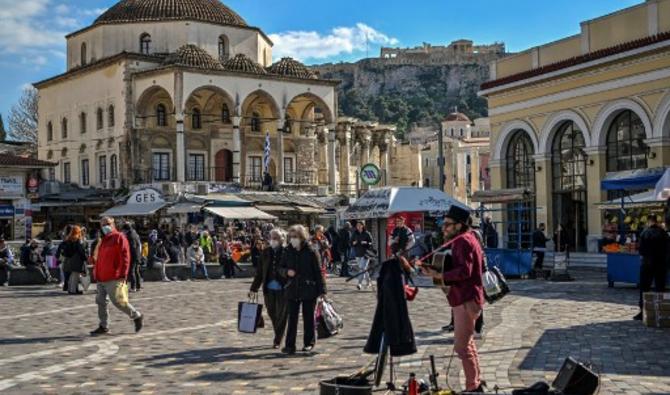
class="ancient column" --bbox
[276,116,285,184]
[174,71,185,182]
[317,125,329,185]
[360,129,372,165]
[327,126,337,193]
[338,124,353,195]
[232,116,241,183]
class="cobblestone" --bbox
[0,269,668,394]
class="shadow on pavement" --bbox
[0,335,84,345]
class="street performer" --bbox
[421,206,485,393]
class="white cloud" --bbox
[269,23,399,61]
[80,8,108,17]
[0,0,67,54]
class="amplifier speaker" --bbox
[552,357,599,395]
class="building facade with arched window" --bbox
[480,0,670,252]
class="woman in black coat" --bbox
[249,229,288,348]
[60,226,88,294]
[281,225,326,355]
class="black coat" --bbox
[351,230,373,258]
[281,242,326,301]
[364,258,417,357]
[250,246,287,293]
[639,225,670,265]
[338,228,352,252]
[125,229,142,264]
[60,240,87,273]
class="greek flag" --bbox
[263,131,271,172]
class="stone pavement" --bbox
[0,269,668,394]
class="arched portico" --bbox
[591,99,653,147]
[135,86,175,129]
[539,110,591,156]
[493,120,539,162]
[183,85,235,131]
[653,90,670,140]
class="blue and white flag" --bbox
[263,131,271,172]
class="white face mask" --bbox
[101,225,113,235]
[270,240,280,249]
[290,238,301,249]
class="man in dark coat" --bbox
[122,223,143,292]
[482,217,498,248]
[532,223,549,270]
[337,222,353,277]
[635,216,670,320]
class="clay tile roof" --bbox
[481,30,670,91]
[267,57,317,79]
[0,154,56,168]
[221,54,267,75]
[95,0,247,27]
[444,112,471,123]
[163,44,223,70]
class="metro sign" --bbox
[360,163,382,186]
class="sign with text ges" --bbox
[129,188,165,205]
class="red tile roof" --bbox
[0,154,56,168]
[481,30,670,91]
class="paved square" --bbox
[0,269,668,394]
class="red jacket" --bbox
[443,231,485,308]
[94,230,131,283]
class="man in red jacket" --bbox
[91,217,143,336]
[422,206,484,393]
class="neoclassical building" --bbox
[480,0,670,252]
[35,0,347,194]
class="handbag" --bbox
[404,276,419,301]
[484,266,510,304]
[237,294,264,333]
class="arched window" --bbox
[221,104,231,123]
[96,108,104,130]
[251,112,261,132]
[552,121,588,251]
[191,108,202,130]
[156,104,167,127]
[61,118,68,138]
[140,33,151,54]
[81,43,87,65]
[108,105,115,127]
[606,110,647,172]
[47,122,53,141]
[460,128,464,137]
[505,130,536,249]
[80,112,87,134]
[110,154,118,180]
[218,35,229,60]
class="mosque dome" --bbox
[221,54,267,75]
[163,44,223,70]
[94,0,247,27]
[267,57,317,79]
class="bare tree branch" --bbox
[8,87,38,145]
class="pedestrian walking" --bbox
[351,221,374,290]
[532,223,549,270]
[90,217,143,336]
[635,215,669,320]
[0,238,17,286]
[281,225,326,355]
[60,226,88,294]
[122,223,143,291]
[422,206,485,393]
[250,229,288,349]
[337,222,352,277]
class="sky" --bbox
[0,0,642,127]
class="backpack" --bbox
[316,297,343,339]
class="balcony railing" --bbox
[132,168,175,184]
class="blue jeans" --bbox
[190,261,209,279]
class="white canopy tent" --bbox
[204,206,277,220]
[100,202,167,217]
[598,167,670,209]
[342,187,469,220]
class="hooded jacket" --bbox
[94,230,130,283]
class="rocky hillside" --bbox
[312,59,492,136]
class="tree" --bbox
[0,114,6,141]
[8,87,38,145]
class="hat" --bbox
[445,205,471,225]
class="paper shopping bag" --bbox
[237,301,263,333]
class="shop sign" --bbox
[0,176,25,198]
[0,205,14,217]
[129,188,165,205]
[360,163,382,186]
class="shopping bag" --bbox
[237,301,263,333]
[80,272,91,292]
[46,256,58,269]
[316,297,343,339]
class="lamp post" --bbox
[437,126,445,192]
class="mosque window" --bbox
[218,35,229,61]
[140,33,151,54]
[251,112,261,132]
[156,104,167,127]
[221,104,231,123]
[108,105,115,127]
[192,108,202,130]
[81,43,87,65]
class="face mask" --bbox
[270,240,280,249]
[290,238,301,249]
[101,225,113,235]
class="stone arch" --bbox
[241,90,280,133]
[184,86,234,131]
[188,137,207,150]
[653,90,670,139]
[539,110,591,155]
[591,98,653,147]
[151,136,172,149]
[287,92,335,128]
[136,86,175,129]
[492,120,539,161]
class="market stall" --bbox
[471,188,535,277]
[598,167,670,287]
[341,187,468,261]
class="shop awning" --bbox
[597,190,663,209]
[471,188,533,204]
[204,206,276,220]
[256,205,296,212]
[100,202,167,217]
[166,202,203,215]
[296,206,325,214]
[601,167,667,191]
